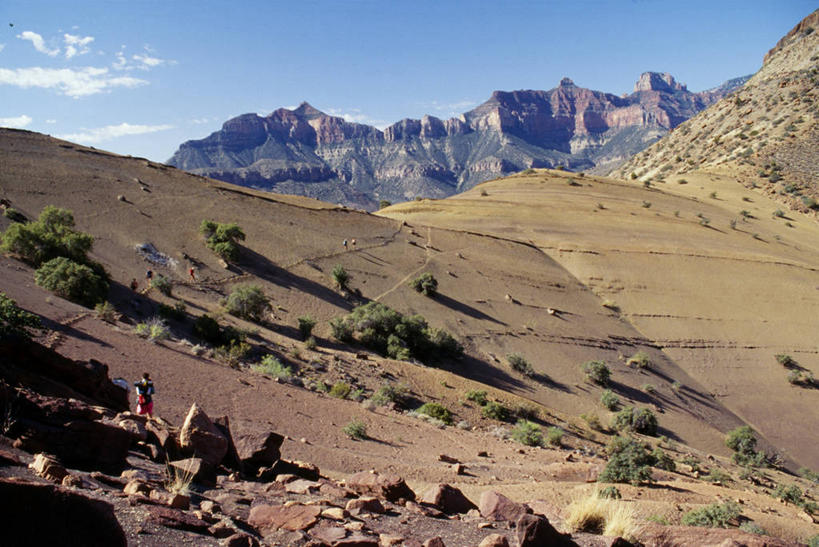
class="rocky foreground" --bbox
[0,336,805,547]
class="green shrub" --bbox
[158,301,186,321]
[199,220,245,262]
[599,436,655,485]
[152,275,172,296]
[465,389,488,406]
[418,402,452,425]
[507,353,535,377]
[370,383,409,407]
[809,534,819,547]
[642,383,656,394]
[330,302,462,364]
[329,382,352,399]
[681,501,740,528]
[34,257,108,307]
[2,207,27,223]
[1,206,93,267]
[409,272,438,296]
[775,353,796,367]
[193,314,222,345]
[511,420,543,447]
[297,315,317,340]
[481,401,510,421]
[738,522,766,535]
[0,292,41,340]
[598,486,621,500]
[725,426,766,466]
[612,407,658,436]
[582,360,611,385]
[799,467,819,483]
[343,419,367,440]
[214,339,251,367]
[581,413,604,431]
[774,484,803,505]
[600,389,619,410]
[224,285,269,322]
[627,351,651,369]
[703,468,732,483]
[94,301,117,323]
[514,403,539,421]
[546,426,564,447]
[331,264,349,290]
[651,448,676,472]
[250,355,293,379]
[135,317,170,342]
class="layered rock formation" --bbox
[169,72,747,209]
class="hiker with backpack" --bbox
[134,372,155,418]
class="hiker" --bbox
[343,239,348,249]
[188,266,196,281]
[145,269,153,287]
[134,372,155,418]
[130,278,139,291]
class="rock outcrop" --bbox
[168,72,747,209]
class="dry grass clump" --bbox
[564,490,639,541]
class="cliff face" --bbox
[169,72,747,209]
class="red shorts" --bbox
[137,401,153,415]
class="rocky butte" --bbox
[168,72,748,209]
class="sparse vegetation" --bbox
[199,220,245,262]
[224,285,269,322]
[342,419,367,440]
[465,389,488,406]
[598,486,621,500]
[297,315,317,340]
[546,426,564,447]
[408,272,438,297]
[612,407,658,436]
[582,360,611,386]
[507,353,535,377]
[627,351,651,369]
[703,468,732,483]
[725,426,766,467]
[681,501,741,528]
[738,522,767,536]
[511,419,543,447]
[331,264,350,290]
[482,401,510,421]
[565,490,638,540]
[251,355,293,380]
[600,389,620,410]
[775,353,796,367]
[213,339,252,367]
[329,382,352,399]
[158,301,186,321]
[581,412,604,432]
[94,301,117,323]
[135,317,170,342]
[651,447,676,471]
[370,383,409,407]
[417,402,452,425]
[152,275,172,296]
[0,292,41,340]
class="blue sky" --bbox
[0,1,815,162]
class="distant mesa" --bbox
[168,71,748,210]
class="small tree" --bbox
[511,420,543,447]
[224,285,269,322]
[725,426,765,466]
[582,360,611,386]
[612,407,658,436]
[409,272,438,297]
[34,257,109,308]
[599,436,656,485]
[600,389,620,410]
[331,264,349,290]
[0,292,41,340]
[199,220,245,262]
[297,315,317,340]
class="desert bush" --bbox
[297,315,316,340]
[642,383,656,394]
[0,292,41,340]
[94,301,117,323]
[1,206,93,267]
[158,301,186,321]
[481,401,510,421]
[600,389,619,410]
[370,383,409,407]
[773,484,803,505]
[199,220,245,262]
[251,355,293,379]
[738,522,766,535]
[599,436,656,485]
[304,336,317,350]
[725,426,766,466]
[507,353,535,377]
[193,314,222,345]
[546,426,564,447]
[418,402,452,425]
[612,407,658,436]
[703,468,732,483]
[343,419,367,440]
[651,448,676,471]
[582,360,611,386]
[511,420,543,447]
[213,339,251,367]
[152,275,172,296]
[330,302,462,364]
[409,272,438,296]
[34,257,108,307]
[514,403,539,421]
[799,467,819,483]
[329,382,352,399]
[775,353,796,367]
[2,207,27,223]
[627,351,651,369]
[135,317,170,342]
[565,491,638,540]
[465,389,488,406]
[681,501,741,528]
[331,264,349,290]
[581,413,604,432]
[224,285,269,322]
[598,486,622,500]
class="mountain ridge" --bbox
[168,71,749,209]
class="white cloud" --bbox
[64,33,94,59]
[190,117,213,125]
[113,46,174,71]
[18,31,60,57]
[0,66,148,98]
[46,119,57,124]
[0,114,32,128]
[0,44,5,53]
[326,107,387,128]
[421,99,478,116]
[57,122,174,144]
[132,53,164,68]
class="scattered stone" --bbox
[61,474,83,487]
[178,403,228,468]
[423,537,446,547]
[346,496,386,515]
[335,536,379,546]
[120,469,149,481]
[149,489,190,509]
[285,479,322,494]
[248,503,321,533]
[478,533,510,547]
[477,451,489,457]
[310,523,348,543]
[438,454,460,464]
[345,521,366,532]
[322,507,348,520]
[123,479,151,496]
[223,532,260,547]
[271,459,321,481]
[208,521,235,538]
[0,448,24,466]
[168,457,216,487]
[347,471,415,502]
[117,419,147,442]
[380,533,404,545]
[200,499,220,514]
[515,513,573,547]
[405,500,445,518]
[235,430,284,471]
[29,453,68,483]
[479,491,530,522]
[145,505,210,534]
[419,484,477,515]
